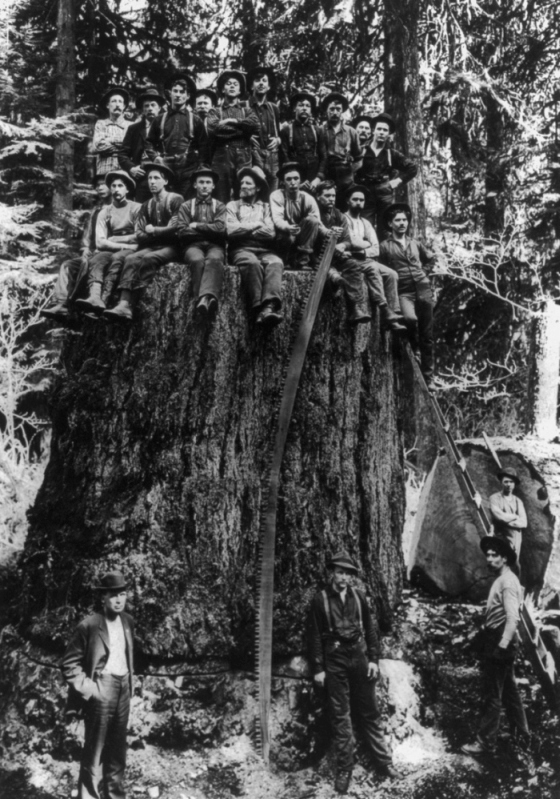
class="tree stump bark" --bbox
[21,266,405,665]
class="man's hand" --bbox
[389,178,402,189]
[335,243,347,256]
[267,136,281,151]
[189,222,199,230]
[492,645,510,662]
[145,224,156,235]
[314,671,326,688]
[130,166,146,179]
[217,118,238,130]
[310,177,321,189]
[367,662,379,681]
[286,224,301,235]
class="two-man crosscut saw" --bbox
[404,344,559,711]
[256,231,338,764]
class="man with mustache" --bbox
[280,92,327,192]
[320,92,362,205]
[119,86,166,203]
[92,87,132,179]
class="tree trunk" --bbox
[484,92,505,236]
[526,300,560,440]
[52,0,75,226]
[21,268,405,664]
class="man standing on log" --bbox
[280,92,326,192]
[320,92,362,204]
[489,468,527,559]
[226,165,284,329]
[92,87,132,179]
[62,570,134,799]
[462,537,530,757]
[270,161,320,270]
[247,67,281,193]
[177,166,226,320]
[119,86,166,203]
[193,88,217,130]
[309,552,401,794]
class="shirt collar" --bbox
[196,197,213,205]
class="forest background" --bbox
[1,0,560,548]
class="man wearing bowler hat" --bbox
[177,165,226,319]
[247,66,281,192]
[119,86,166,203]
[355,112,418,230]
[309,552,400,794]
[320,92,362,205]
[489,467,527,558]
[280,92,327,190]
[92,87,132,178]
[62,570,134,799]
[462,537,530,757]
[207,70,260,203]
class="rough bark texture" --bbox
[20,267,405,665]
[52,0,75,223]
[526,300,560,440]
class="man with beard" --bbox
[352,114,374,156]
[269,161,320,270]
[462,537,530,757]
[489,467,527,559]
[320,92,362,204]
[247,67,281,192]
[226,165,284,329]
[145,73,208,199]
[119,86,166,203]
[92,87,132,179]
[103,162,183,323]
[280,92,326,191]
[345,187,406,333]
[207,70,260,204]
[355,112,418,229]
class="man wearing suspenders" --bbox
[280,93,326,192]
[309,552,400,794]
[247,67,281,193]
[320,92,362,207]
[177,166,226,319]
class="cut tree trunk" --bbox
[52,0,75,225]
[20,267,405,664]
[526,300,560,440]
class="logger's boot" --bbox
[348,302,371,326]
[256,301,283,330]
[196,294,218,320]
[40,303,69,322]
[380,304,407,333]
[295,247,314,271]
[75,282,106,315]
[103,290,134,324]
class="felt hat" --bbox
[100,86,130,109]
[480,536,517,567]
[142,161,175,182]
[217,70,247,95]
[320,91,349,113]
[289,92,317,113]
[104,169,136,195]
[193,87,218,106]
[351,114,376,130]
[326,551,359,574]
[94,570,128,591]
[135,86,166,110]
[345,183,370,199]
[370,112,396,133]
[497,466,521,486]
[277,161,304,180]
[237,165,268,194]
[383,202,412,227]
[191,165,220,184]
[165,72,197,97]
[247,66,277,94]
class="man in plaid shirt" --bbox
[92,87,132,178]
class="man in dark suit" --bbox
[62,571,134,799]
[119,87,166,203]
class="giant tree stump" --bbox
[21,266,405,664]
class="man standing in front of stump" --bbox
[62,570,134,799]
[489,467,527,559]
[309,552,400,794]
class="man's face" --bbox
[486,549,507,572]
[147,170,168,194]
[501,477,516,495]
[295,100,312,121]
[317,187,336,210]
[332,566,353,592]
[107,94,125,117]
[283,169,301,192]
[195,94,213,117]
[348,192,365,213]
[389,211,409,235]
[110,179,128,203]
[195,176,215,199]
[142,100,161,121]
[224,78,241,100]
[373,122,391,144]
[102,589,127,616]
[239,175,258,201]
[252,73,270,95]
[170,83,189,108]
[327,102,344,123]
[95,179,111,201]
[356,121,372,144]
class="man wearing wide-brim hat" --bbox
[319,91,362,208]
[92,86,133,179]
[489,466,527,558]
[145,72,209,199]
[119,86,166,203]
[461,537,530,757]
[62,570,135,799]
[280,92,327,190]
[247,66,281,192]
[207,70,260,204]
[309,551,401,793]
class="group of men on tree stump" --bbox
[41,68,438,387]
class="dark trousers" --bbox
[277,217,319,268]
[231,247,284,310]
[331,254,364,305]
[183,242,225,300]
[79,673,130,799]
[53,255,83,304]
[212,143,252,203]
[88,251,130,292]
[477,628,529,747]
[361,260,400,313]
[118,246,179,292]
[256,147,279,192]
[325,640,392,772]
[325,162,354,208]
[399,279,434,378]
[362,183,394,236]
